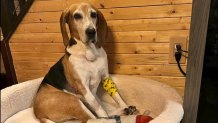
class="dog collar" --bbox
[111,115,121,123]
[102,115,120,123]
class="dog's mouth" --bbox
[90,39,95,43]
[87,38,96,44]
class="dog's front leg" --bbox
[84,89,108,118]
[102,75,139,115]
[111,91,127,108]
[102,74,127,109]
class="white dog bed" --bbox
[1,74,184,123]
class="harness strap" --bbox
[99,115,121,123]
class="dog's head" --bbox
[60,3,107,48]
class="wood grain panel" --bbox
[14,62,186,77]
[16,23,60,33]
[22,13,190,26]
[157,30,190,42]
[28,3,192,20]
[12,52,64,62]
[14,61,55,70]
[10,31,157,43]
[108,54,169,65]
[104,43,169,54]
[107,31,157,43]
[22,12,61,23]
[16,22,190,34]
[22,4,191,23]
[29,0,192,12]
[15,69,48,82]
[30,0,64,12]
[10,30,189,43]
[10,43,169,54]
[107,17,190,32]
[101,4,192,20]
[11,33,63,43]
[92,0,192,9]
[11,52,169,64]
[10,43,65,53]
[109,64,186,76]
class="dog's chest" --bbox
[69,48,107,88]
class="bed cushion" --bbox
[1,75,184,123]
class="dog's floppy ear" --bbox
[60,8,70,47]
[96,10,108,48]
[60,8,78,47]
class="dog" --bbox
[33,3,136,123]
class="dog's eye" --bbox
[91,12,97,18]
[74,13,82,20]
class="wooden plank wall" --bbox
[9,0,192,96]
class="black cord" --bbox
[175,52,186,76]
[175,44,187,77]
[181,50,188,53]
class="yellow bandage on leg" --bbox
[103,77,117,96]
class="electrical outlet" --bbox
[169,37,187,64]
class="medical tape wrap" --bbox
[103,77,117,96]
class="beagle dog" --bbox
[33,3,134,123]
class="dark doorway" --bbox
[197,0,218,122]
[0,44,7,89]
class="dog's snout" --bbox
[86,27,96,37]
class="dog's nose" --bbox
[86,28,96,37]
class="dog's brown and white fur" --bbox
[34,3,127,123]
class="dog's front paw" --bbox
[123,106,139,115]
